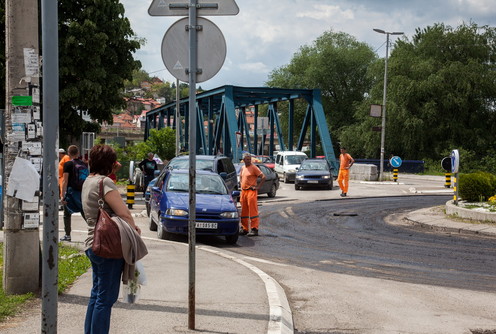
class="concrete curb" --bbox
[403,207,496,237]
[198,246,294,334]
[445,200,496,223]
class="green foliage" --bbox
[266,30,377,150]
[459,172,496,202]
[344,22,496,162]
[145,128,177,161]
[58,0,141,146]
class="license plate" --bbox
[195,222,218,229]
[308,181,318,184]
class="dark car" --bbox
[144,170,161,217]
[252,155,275,169]
[166,155,238,193]
[235,162,279,198]
[294,158,334,190]
[148,169,240,244]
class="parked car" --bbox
[145,170,161,217]
[166,155,238,192]
[294,158,334,190]
[235,162,279,198]
[251,155,275,169]
[274,151,308,183]
[148,169,240,244]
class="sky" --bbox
[120,0,496,90]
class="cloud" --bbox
[120,0,496,90]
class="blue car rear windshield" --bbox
[166,173,228,195]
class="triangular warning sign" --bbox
[173,61,183,70]
[157,0,167,7]
[149,0,239,16]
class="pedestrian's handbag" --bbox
[92,178,123,259]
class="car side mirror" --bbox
[151,186,160,193]
[219,172,227,179]
[231,190,240,198]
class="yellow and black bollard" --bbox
[127,183,135,209]
[392,168,399,182]
[444,172,451,188]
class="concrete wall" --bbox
[445,200,496,223]
[349,163,378,181]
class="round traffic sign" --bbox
[389,156,402,168]
[441,157,451,172]
[161,17,227,83]
[451,149,460,173]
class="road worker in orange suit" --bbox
[337,147,354,197]
[239,153,266,236]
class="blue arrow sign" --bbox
[389,156,402,168]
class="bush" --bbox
[459,172,496,202]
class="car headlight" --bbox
[166,208,188,216]
[322,175,330,179]
[296,175,303,179]
[220,211,239,219]
[288,169,296,173]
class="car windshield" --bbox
[169,158,215,171]
[299,161,329,171]
[166,173,228,195]
[285,155,306,165]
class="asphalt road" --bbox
[231,195,496,292]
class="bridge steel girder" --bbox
[144,85,337,169]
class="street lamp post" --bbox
[373,28,403,181]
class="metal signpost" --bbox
[148,0,238,329]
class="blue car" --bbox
[148,169,241,244]
[294,158,334,190]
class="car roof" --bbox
[172,155,227,161]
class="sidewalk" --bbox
[0,207,291,334]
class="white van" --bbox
[274,151,308,183]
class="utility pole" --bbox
[4,0,41,294]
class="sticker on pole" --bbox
[451,149,459,173]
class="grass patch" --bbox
[58,244,91,294]
[0,242,91,322]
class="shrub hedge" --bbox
[459,171,496,202]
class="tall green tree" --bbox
[266,30,377,148]
[58,0,141,145]
[342,22,496,162]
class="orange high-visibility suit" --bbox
[337,152,354,194]
[240,164,263,232]
[59,154,70,195]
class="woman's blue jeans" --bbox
[84,248,124,334]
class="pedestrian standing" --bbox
[82,144,144,334]
[337,147,354,197]
[239,154,266,236]
[60,145,88,241]
[138,152,158,195]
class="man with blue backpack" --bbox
[60,145,89,241]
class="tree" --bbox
[266,30,377,148]
[145,127,177,161]
[342,22,496,162]
[58,0,141,145]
